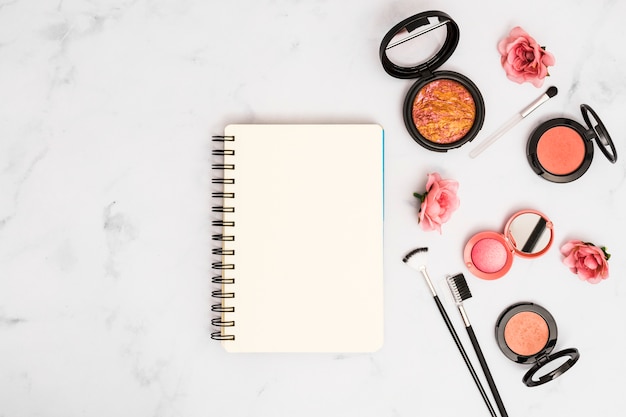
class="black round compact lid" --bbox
[380,11,460,80]
[580,104,617,164]
[522,347,580,387]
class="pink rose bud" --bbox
[560,240,610,284]
[498,26,555,87]
[413,172,460,234]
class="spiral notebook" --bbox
[211,124,384,353]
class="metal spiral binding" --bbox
[211,134,236,341]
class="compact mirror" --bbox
[464,209,554,280]
[384,17,449,68]
[581,104,617,164]
[506,211,552,256]
[379,11,460,80]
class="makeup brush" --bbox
[469,86,558,158]
[403,248,497,417]
[447,273,508,417]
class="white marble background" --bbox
[1,0,625,416]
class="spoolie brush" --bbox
[447,273,509,417]
[403,248,497,417]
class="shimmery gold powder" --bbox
[412,79,476,144]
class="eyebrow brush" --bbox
[403,248,497,417]
[447,273,509,417]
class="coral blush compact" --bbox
[527,104,617,183]
[495,302,580,387]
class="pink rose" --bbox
[413,172,460,233]
[560,240,610,284]
[498,26,555,87]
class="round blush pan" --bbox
[527,104,617,183]
[495,302,580,387]
[503,311,549,356]
[535,126,585,175]
[465,232,512,278]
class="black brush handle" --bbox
[467,325,509,417]
[432,295,498,417]
[520,216,547,253]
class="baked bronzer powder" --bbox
[412,79,476,144]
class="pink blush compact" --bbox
[464,210,554,280]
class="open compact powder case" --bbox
[495,302,580,387]
[464,209,553,280]
[379,10,485,152]
[527,104,617,183]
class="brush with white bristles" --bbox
[447,273,509,417]
[469,85,558,158]
[403,248,497,417]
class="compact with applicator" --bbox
[464,209,554,280]
[380,11,485,152]
[527,104,617,183]
[495,302,580,387]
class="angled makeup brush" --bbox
[403,248,497,417]
[447,273,508,417]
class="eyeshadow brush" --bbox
[470,86,558,158]
[447,273,509,417]
[403,248,497,417]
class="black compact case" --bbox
[495,302,580,387]
[527,104,617,183]
[380,11,485,152]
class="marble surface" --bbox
[1,1,625,416]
